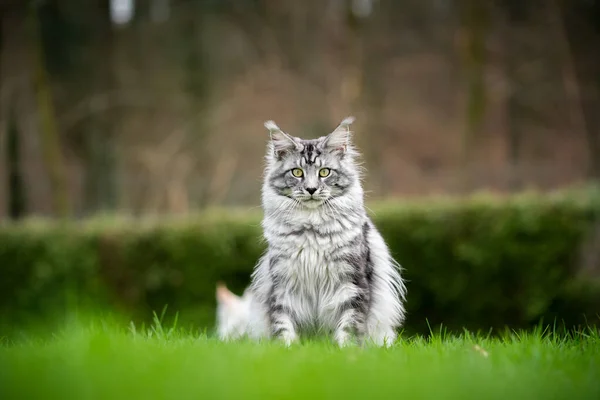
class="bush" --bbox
[1,189,600,335]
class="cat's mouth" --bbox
[296,197,325,208]
[303,199,324,209]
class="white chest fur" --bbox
[264,217,363,330]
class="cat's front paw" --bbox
[277,330,298,347]
[369,329,397,348]
[335,330,353,348]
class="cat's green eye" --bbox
[291,168,304,178]
[319,168,331,178]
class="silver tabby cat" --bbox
[217,117,406,347]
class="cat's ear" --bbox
[216,282,240,308]
[264,120,301,159]
[323,116,355,155]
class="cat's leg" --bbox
[250,256,297,345]
[268,290,298,346]
[367,323,397,347]
[332,284,368,347]
[334,307,358,347]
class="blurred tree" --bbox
[150,0,170,23]
[30,2,70,217]
[500,0,531,190]
[6,103,26,220]
[1,5,27,219]
[352,0,387,193]
[40,0,121,215]
[558,0,600,181]
[82,0,119,213]
[457,0,489,190]
[343,0,365,122]
[343,0,387,192]
[179,0,210,207]
[2,0,599,214]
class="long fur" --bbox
[217,117,406,347]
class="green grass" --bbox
[1,317,600,400]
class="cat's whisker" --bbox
[364,204,377,217]
[324,200,342,221]
[280,201,298,224]
[327,198,344,215]
[269,198,295,219]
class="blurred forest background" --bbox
[0,0,599,218]
[1,0,600,335]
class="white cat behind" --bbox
[215,283,268,341]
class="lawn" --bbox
[1,318,599,400]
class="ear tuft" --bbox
[323,116,355,155]
[264,119,301,159]
[340,116,355,126]
[264,120,280,132]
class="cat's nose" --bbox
[306,187,317,195]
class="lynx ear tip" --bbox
[341,116,355,125]
[264,120,279,131]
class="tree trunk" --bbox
[457,0,488,191]
[83,0,119,213]
[180,5,209,207]
[29,4,70,217]
[360,1,387,195]
[501,0,529,191]
[558,0,600,181]
[4,7,27,219]
[6,102,26,219]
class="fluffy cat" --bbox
[215,283,268,340]
[217,117,406,347]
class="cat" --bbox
[215,282,268,341]
[217,117,406,347]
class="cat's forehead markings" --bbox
[300,141,321,165]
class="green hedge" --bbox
[1,189,600,335]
